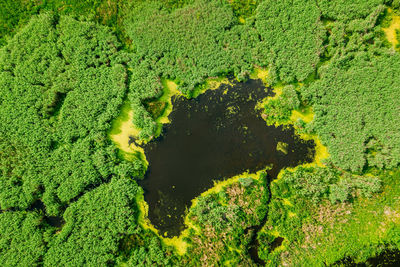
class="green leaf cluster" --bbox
[275,166,381,204]
[44,178,140,266]
[304,51,400,172]
[184,176,269,265]
[0,211,46,266]
[263,85,300,125]
[255,0,325,83]
[0,13,145,266]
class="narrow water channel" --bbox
[140,78,315,237]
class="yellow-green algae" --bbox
[250,67,269,84]
[290,106,329,168]
[109,79,183,162]
[153,79,184,136]
[383,8,400,49]
[190,76,233,98]
[276,141,289,154]
[109,101,148,164]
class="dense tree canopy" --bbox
[255,0,325,83]
[44,178,140,266]
[0,211,46,266]
[125,0,255,93]
[304,51,400,172]
[0,0,128,47]
[318,0,386,21]
[1,0,400,266]
[0,13,144,266]
[0,13,143,215]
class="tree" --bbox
[0,211,46,266]
[44,178,140,266]
[255,0,325,82]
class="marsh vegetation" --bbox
[1,0,400,266]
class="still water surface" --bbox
[140,79,315,236]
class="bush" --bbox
[255,0,325,82]
[44,178,140,266]
[0,211,45,266]
[263,85,300,125]
[0,13,142,215]
[304,51,400,172]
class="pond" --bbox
[140,78,315,237]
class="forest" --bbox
[1,0,400,266]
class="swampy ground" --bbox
[140,78,315,236]
[2,1,400,266]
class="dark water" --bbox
[140,79,315,237]
[29,199,65,227]
[366,250,400,266]
[270,236,285,251]
[333,249,400,267]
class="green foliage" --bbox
[276,166,382,204]
[328,182,351,203]
[255,0,325,83]
[0,13,146,264]
[0,211,46,266]
[44,178,140,266]
[393,0,400,10]
[0,0,39,47]
[318,0,386,21]
[0,0,131,48]
[299,5,398,173]
[123,230,177,266]
[184,176,269,265]
[229,0,261,18]
[0,138,39,209]
[323,5,386,58]
[304,51,400,172]
[329,174,382,203]
[239,177,254,187]
[126,0,254,93]
[191,194,242,232]
[0,13,144,215]
[263,85,300,125]
[259,168,400,266]
[275,167,337,203]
